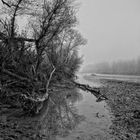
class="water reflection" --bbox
[0,88,84,140]
[56,75,113,140]
[37,88,85,140]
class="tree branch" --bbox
[11,0,23,37]
[14,37,36,42]
[0,33,36,42]
[1,68,31,83]
[1,0,11,8]
[46,64,56,93]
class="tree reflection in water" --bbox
[36,88,84,140]
[0,87,84,140]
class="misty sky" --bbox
[77,0,140,65]
[1,0,140,66]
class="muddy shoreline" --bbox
[103,79,140,140]
[85,75,140,140]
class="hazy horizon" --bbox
[77,0,140,67]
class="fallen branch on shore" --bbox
[73,81,108,102]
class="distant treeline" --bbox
[83,58,140,75]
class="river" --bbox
[56,73,140,140]
[56,74,113,140]
[1,74,140,139]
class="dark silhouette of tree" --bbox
[0,0,86,114]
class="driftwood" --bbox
[73,81,108,101]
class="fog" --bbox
[82,58,140,75]
[77,0,140,67]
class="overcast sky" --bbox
[77,0,140,66]
[1,0,140,66]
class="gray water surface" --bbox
[57,75,113,140]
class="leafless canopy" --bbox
[0,0,86,113]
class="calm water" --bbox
[56,75,113,140]
[57,73,140,140]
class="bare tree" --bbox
[0,0,86,114]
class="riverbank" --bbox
[103,79,140,140]
[1,75,140,140]
[85,74,140,140]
